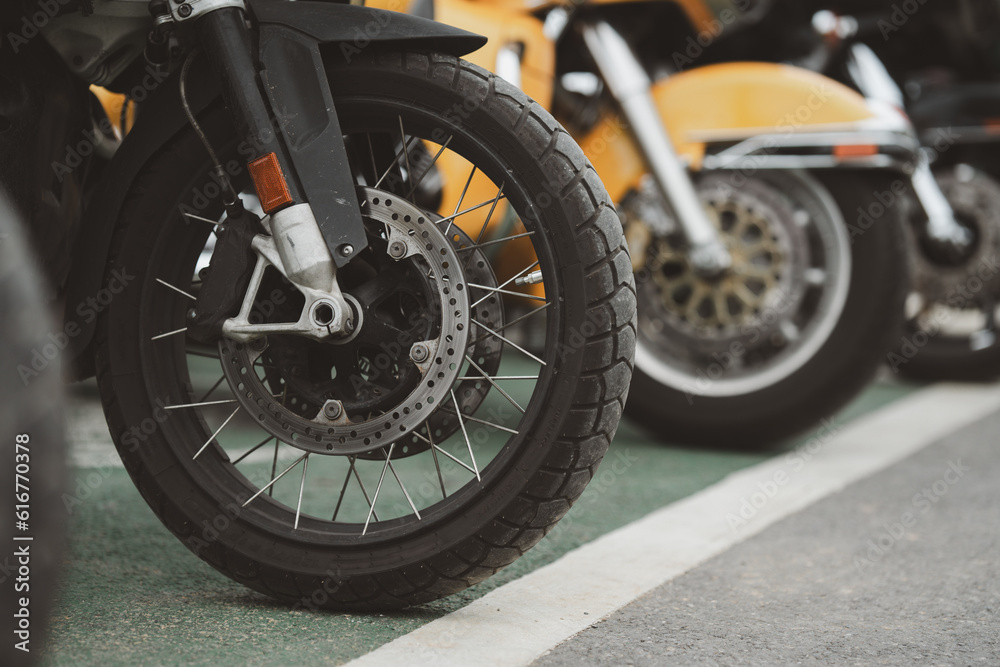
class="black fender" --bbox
[63,2,486,379]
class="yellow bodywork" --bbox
[581,62,876,202]
[90,85,134,136]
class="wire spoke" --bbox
[294,453,310,529]
[387,458,421,520]
[165,398,238,411]
[156,278,197,301]
[471,260,539,309]
[445,166,478,235]
[467,282,548,303]
[349,457,380,522]
[152,327,187,341]
[472,318,546,366]
[465,355,524,414]
[398,115,413,194]
[242,452,308,507]
[436,194,509,229]
[426,424,447,499]
[183,211,221,227]
[197,375,227,404]
[231,435,275,465]
[440,407,518,435]
[331,456,355,522]
[456,230,534,253]
[450,389,480,481]
[409,430,478,475]
[193,407,240,459]
[456,375,539,381]
[406,135,453,199]
[472,302,551,347]
[268,437,279,497]
[374,137,420,189]
[363,444,395,536]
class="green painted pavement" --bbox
[42,377,917,666]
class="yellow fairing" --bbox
[90,85,134,136]
[582,62,876,203]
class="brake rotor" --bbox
[220,187,475,457]
[634,175,809,356]
[912,164,1000,306]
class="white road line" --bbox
[345,383,1000,667]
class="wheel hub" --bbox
[220,187,472,456]
[635,177,808,356]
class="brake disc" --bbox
[635,175,808,357]
[220,187,472,457]
[912,164,1000,306]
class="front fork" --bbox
[579,20,732,276]
[164,1,364,339]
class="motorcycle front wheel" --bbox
[625,170,908,447]
[95,51,635,609]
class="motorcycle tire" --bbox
[94,51,636,610]
[626,170,908,448]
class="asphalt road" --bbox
[534,410,1000,666]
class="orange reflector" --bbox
[984,118,1000,135]
[833,144,879,158]
[248,153,293,213]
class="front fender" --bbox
[62,2,486,379]
[251,0,486,57]
[581,62,890,204]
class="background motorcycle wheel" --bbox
[894,161,1000,382]
[626,170,908,448]
[94,51,635,610]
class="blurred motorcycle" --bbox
[709,0,1000,381]
[376,0,917,445]
[813,4,1000,381]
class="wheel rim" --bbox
[633,171,852,397]
[138,100,560,544]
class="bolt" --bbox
[187,308,197,320]
[323,400,343,420]
[338,244,354,257]
[410,342,430,364]
[344,318,355,334]
[177,3,192,17]
[388,240,407,259]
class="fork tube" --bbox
[580,20,731,275]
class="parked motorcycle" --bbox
[691,0,1000,382]
[1,0,635,609]
[379,0,915,445]
[806,4,1000,382]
